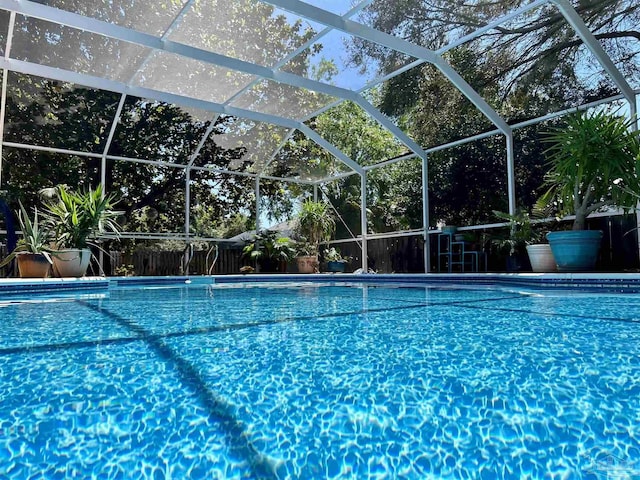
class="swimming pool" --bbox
[1,281,639,478]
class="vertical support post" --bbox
[100,157,107,193]
[313,183,318,202]
[360,172,368,272]
[506,132,516,215]
[630,94,640,264]
[0,69,7,189]
[421,156,431,273]
[185,168,191,238]
[0,12,15,189]
[255,177,261,232]
[184,168,191,275]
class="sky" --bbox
[279,1,379,91]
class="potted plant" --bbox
[294,241,318,274]
[494,210,556,273]
[493,210,532,272]
[41,184,121,277]
[242,230,296,273]
[539,110,640,271]
[323,247,351,273]
[0,202,54,278]
[293,200,336,271]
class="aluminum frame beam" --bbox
[421,156,430,273]
[0,0,358,103]
[505,132,516,216]
[0,11,16,188]
[100,93,127,189]
[297,124,363,175]
[360,173,368,272]
[0,58,301,130]
[190,165,315,185]
[550,0,636,119]
[353,96,432,160]
[363,153,418,172]
[263,0,511,134]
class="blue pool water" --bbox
[1,282,640,478]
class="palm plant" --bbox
[539,110,640,230]
[0,202,54,267]
[41,184,121,249]
[294,200,336,254]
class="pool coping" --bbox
[2,272,640,295]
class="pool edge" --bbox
[2,272,640,295]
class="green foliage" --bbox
[41,184,122,249]
[352,1,638,108]
[295,241,315,257]
[345,1,640,228]
[242,230,296,263]
[493,210,548,255]
[215,213,254,239]
[294,200,336,254]
[323,247,351,263]
[539,110,640,230]
[114,264,135,276]
[0,202,54,267]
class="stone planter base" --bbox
[526,244,557,273]
[53,248,92,277]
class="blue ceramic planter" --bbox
[546,230,603,272]
[326,261,346,273]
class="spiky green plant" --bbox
[294,200,336,254]
[0,202,54,267]
[42,184,122,249]
[539,110,640,230]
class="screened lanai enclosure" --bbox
[0,0,638,273]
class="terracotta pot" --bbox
[296,255,318,273]
[52,248,92,277]
[17,253,51,278]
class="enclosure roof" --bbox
[0,0,637,181]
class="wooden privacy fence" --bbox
[100,214,639,276]
[108,248,246,276]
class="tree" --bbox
[352,0,639,103]
[344,0,634,226]
[0,0,331,236]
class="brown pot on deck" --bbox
[296,255,318,273]
[17,253,51,278]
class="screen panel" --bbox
[168,0,322,68]
[194,117,292,174]
[132,50,256,105]
[281,29,416,91]
[29,0,189,36]
[444,3,622,123]
[229,79,338,121]
[109,96,211,164]
[4,71,122,154]
[262,131,353,181]
[10,15,151,83]
[305,101,406,167]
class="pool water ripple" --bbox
[1,284,640,478]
